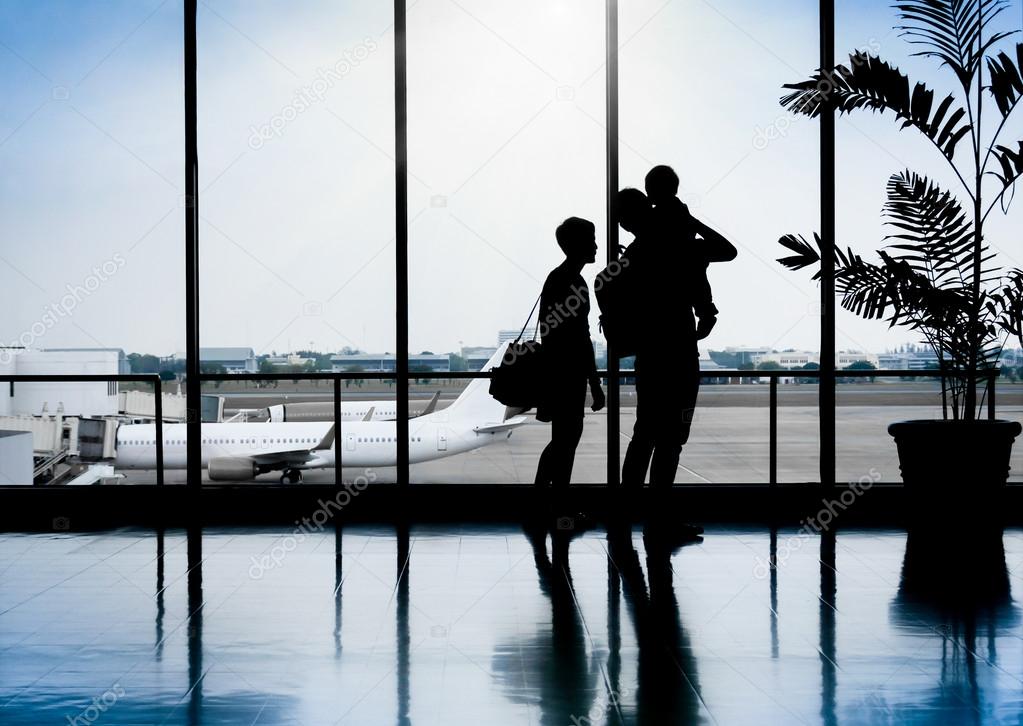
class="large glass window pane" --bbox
[618,0,820,483]
[835,1,1023,483]
[197,1,395,484]
[407,0,606,484]
[1,1,184,485]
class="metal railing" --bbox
[200,366,1000,488]
[0,368,1000,487]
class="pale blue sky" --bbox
[1,0,1021,357]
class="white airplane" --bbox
[114,345,528,483]
[263,391,442,423]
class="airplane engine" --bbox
[207,457,259,481]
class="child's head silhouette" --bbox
[644,165,679,205]
[555,217,597,263]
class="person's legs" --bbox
[649,355,700,486]
[622,356,655,486]
[550,414,584,516]
[534,441,556,487]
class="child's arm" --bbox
[692,217,737,262]
[692,266,718,340]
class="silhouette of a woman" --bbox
[534,217,605,500]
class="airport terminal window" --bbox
[1,1,185,486]
[833,0,1023,483]
[6,1,982,488]
[195,1,396,486]
[407,0,606,485]
[618,0,820,483]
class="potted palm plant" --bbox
[776,0,1023,513]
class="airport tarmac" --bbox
[213,382,1023,413]
[116,404,1023,485]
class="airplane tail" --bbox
[445,343,514,425]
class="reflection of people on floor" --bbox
[607,520,703,723]
[491,524,599,725]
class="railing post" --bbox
[154,376,164,487]
[769,375,778,486]
[334,377,343,492]
[988,369,996,421]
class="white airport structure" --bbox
[0,348,126,417]
[0,430,33,485]
[461,346,499,372]
[331,353,450,373]
[198,347,258,374]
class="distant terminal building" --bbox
[744,350,879,369]
[330,353,450,373]
[755,351,818,368]
[461,347,498,372]
[264,354,314,368]
[721,347,773,366]
[199,347,258,374]
[0,348,125,417]
[1000,348,1023,368]
[876,350,939,370]
[497,330,521,345]
[837,351,880,368]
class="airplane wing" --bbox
[473,415,529,434]
[252,425,335,465]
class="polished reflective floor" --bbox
[1,525,1022,725]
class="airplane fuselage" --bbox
[115,416,510,471]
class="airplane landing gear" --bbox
[280,469,303,484]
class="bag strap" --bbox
[515,294,542,343]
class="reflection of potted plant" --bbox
[776,0,1023,514]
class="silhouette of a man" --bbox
[535,217,605,504]
[618,168,735,524]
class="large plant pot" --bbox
[888,419,1021,523]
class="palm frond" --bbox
[776,233,855,280]
[834,253,905,322]
[893,0,1014,91]
[988,140,1023,204]
[781,52,972,161]
[986,42,1023,118]
[996,268,1023,340]
[881,171,996,288]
